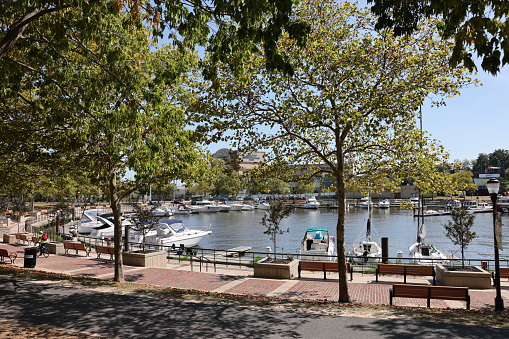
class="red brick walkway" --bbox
[2,243,506,310]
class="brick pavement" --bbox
[1,243,508,311]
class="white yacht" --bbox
[377,199,390,208]
[72,210,106,234]
[357,196,373,208]
[303,197,320,209]
[299,228,336,261]
[138,219,212,249]
[256,202,270,210]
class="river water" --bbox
[162,207,509,260]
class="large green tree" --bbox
[193,1,476,302]
[369,0,509,74]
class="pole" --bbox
[491,193,504,311]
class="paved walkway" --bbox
[2,242,509,310]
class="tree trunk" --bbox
[336,151,350,303]
[110,175,124,282]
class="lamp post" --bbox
[487,178,504,311]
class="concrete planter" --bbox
[123,250,167,268]
[436,264,491,289]
[46,242,64,255]
[253,258,299,279]
[3,233,16,244]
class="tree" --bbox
[214,171,245,199]
[129,204,163,253]
[194,1,475,302]
[261,200,294,255]
[1,1,310,92]
[368,0,509,75]
[489,149,509,171]
[294,181,316,195]
[257,178,291,197]
[473,153,490,172]
[443,208,477,268]
[1,10,206,282]
[450,171,478,198]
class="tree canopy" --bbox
[193,0,477,302]
[368,0,509,75]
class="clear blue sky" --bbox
[420,67,509,163]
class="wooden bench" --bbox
[492,267,509,285]
[63,241,90,256]
[96,245,115,260]
[0,248,17,264]
[298,261,352,281]
[376,264,436,285]
[15,233,31,245]
[390,284,470,309]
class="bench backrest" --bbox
[64,242,86,250]
[405,265,434,275]
[299,261,348,272]
[499,267,509,277]
[378,264,406,274]
[392,284,429,298]
[299,261,325,270]
[429,286,468,301]
[0,248,8,256]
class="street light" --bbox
[487,178,504,311]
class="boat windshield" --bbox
[167,221,186,233]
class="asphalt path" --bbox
[1,276,509,339]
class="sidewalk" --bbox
[2,242,508,310]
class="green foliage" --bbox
[443,208,477,268]
[294,181,316,195]
[129,204,164,253]
[369,0,509,75]
[194,1,476,302]
[450,171,478,196]
[261,200,294,254]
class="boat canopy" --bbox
[306,228,329,232]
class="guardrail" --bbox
[31,231,509,274]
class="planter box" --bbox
[3,233,16,244]
[253,258,299,279]
[46,242,64,255]
[436,264,492,289]
[123,250,167,267]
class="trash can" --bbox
[24,247,37,268]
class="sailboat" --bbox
[408,195,447,264]
[351,195,382,263]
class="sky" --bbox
[419,67,509,163]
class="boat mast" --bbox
[366,189,371,242]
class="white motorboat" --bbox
[229,203,255,211]
[216,203,232,212]
[357,196,373,208]
[299,228,336,261]
[72,210,107,234]
[350,199,382,263]
[377,199,390,208]
[153,204,173,217]
[229,203,244,211]
[303,196,320,209]
[88,215,132,238]
[192,199,220,213]
[256,202,270,210]
[136,219,211,248]
[496,196,509,213]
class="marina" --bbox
[163,204,509,261]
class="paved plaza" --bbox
[2,242,509,311]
